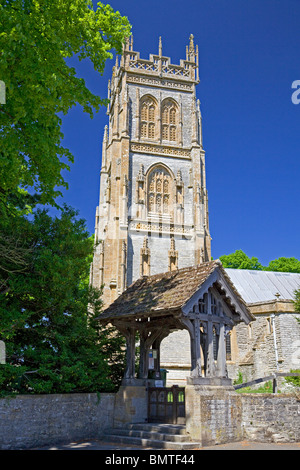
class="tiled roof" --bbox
[98,260,249,321]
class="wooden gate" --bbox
[148,385,185,424]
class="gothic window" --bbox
[161,99,178,142]
[140,96,156,140]
[149,104,155,121]
[141,122,147,138]
[156,195,162,213]
[149,195,154,212]
[147,165,173,215]
[198,295,206,313]
[163,195,169,213]
[148,122,155,139]
[211,294,217,315]
[156,178,162,192]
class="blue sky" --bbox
[58,0,300,267]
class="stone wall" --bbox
[241,393,300,443]
[1,389,299,449]
[0,393,115,450]
[185,384,243,446]
[228,313,300,382]
[185,387,300,446]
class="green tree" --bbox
[219,250,263,270]
[0,0,130,395]
[0,207,125,395]
[294,288,300,313]
[0,0,131,214]
[265,257,300,273]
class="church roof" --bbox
[225,269,300,304]
[98,260,252,323]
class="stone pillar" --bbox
[113,384,148,428]
[112,323,153,429]
[185,383,243,446]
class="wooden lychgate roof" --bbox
[97,260,254,325]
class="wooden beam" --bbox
[184,312,234,326]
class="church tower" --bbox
[90,35,211,308]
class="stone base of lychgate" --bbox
[113,380,148,428]
[185,378,243,446]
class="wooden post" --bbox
[138,330,149,379]
[206,321,215,377]
[188,322,197,377]
[194,319,202,377]
[124,327,136,379]
[216,323,226,377]
[138,328,167,380]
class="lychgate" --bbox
[97,260,254,433]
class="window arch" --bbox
[147,165,173,215]
[161,99,178,142]
[140,95,157,140]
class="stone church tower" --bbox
[90,35,211,308]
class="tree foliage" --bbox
[294,288,300,314]
[0,207,125,395]
[0,0,131,395]
[219,250,300,273]
[219,250,263,270]
[265,257,300,273]
[0,0,131,213]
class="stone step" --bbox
[102,423,201,450]
[108,428,190,443]
[126,423,188,435]
[102,433,200,450]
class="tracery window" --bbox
[147,166,173,215]
[161,100,177,142]
[198,294,206,313]
[211,294,218,315]
[140,96,156,139]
